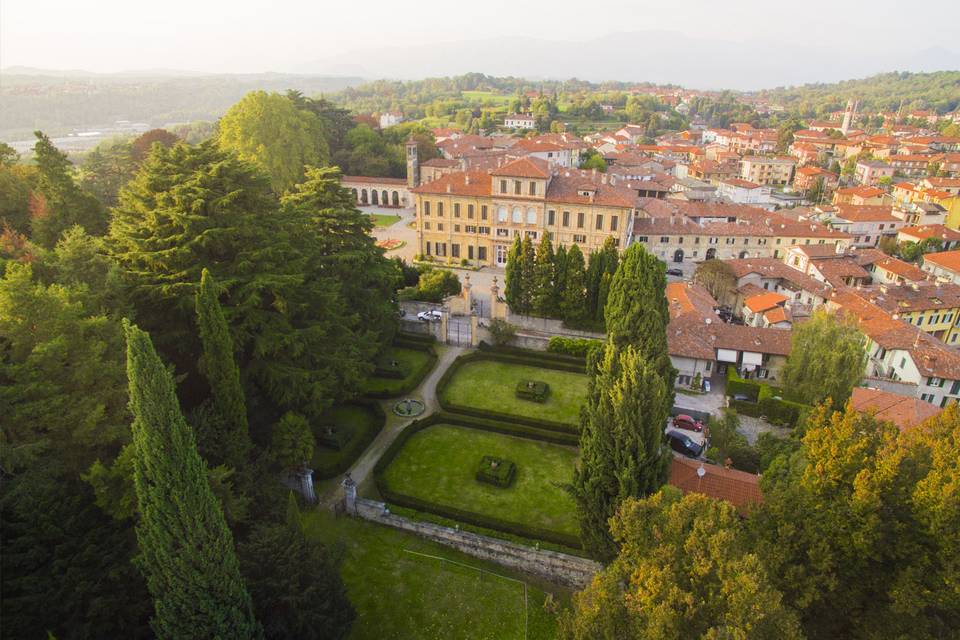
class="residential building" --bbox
[921,250,960,284]
[849,387,941,431]
[809,204,901,247]
[854,160,895,186]
[504,114,536,130]
[897,224,960,250]
[793,166,839,193]
[378,111,404,128]
[832,185,887,206]
[716,178,775,209]
[857,281,960,343]
[742,291,792,328]
[739,156,796,186]
[668,456,762,515]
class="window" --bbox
[500,179,507,193]
[478,226,490,235]
[547,210,556,225]
[437,223,444,231]
[496,228,509,237]
[468,245,474,259]
[435,242,446,256]
[660,236,669,243]
[454,203,460,218]
[744,238,749,245]
[425,241,431,255]
[526,208,537,224]
[577,212,585,228]
[528,181,536,195]
[478,246,487,261]
[424,201,431,215]
[636,236,649,242]
[454,224,460,232]
[481,205,488,220]
[467,204,474,219]
[610,216,618,232]
[512,207,522,223]
[497,206,508,222]
[525,231,538,239]
[562,211,570,227]
[465,225,477,233]
[595,214,603,230]
[951,380,960,395]
[706,361,712,371]
[900,357,906,368]
[514,180,521,195]
[678,237,684,244]
[573,234,587,243]
[451,244,460,258]
[437,202,444,217]
[423,221,430,230]
[726,238,735,245]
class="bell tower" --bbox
[406,137,420,189]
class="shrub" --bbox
[315,423,355,451]
[272,412,314,471]
[515,380,550,402]
[488,318,518,347]
[313,401,386,479]
[547,336,602,358]
[372,354,408,380]
[475,456,517,488]
[758,396,809,427]
[416,268,461,302]
[726,369,761,402]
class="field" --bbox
[362,346,434,397]
[302,511,561,640]
[382,424,578,538]
[442,359,588,426]
[368,213,401,227]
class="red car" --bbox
[673,414,704,433]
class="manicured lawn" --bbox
[302,511,562,640]
[442,359,588,425]
[382,424,578,537]
[312,403,383,477]
[368,213,401,227]
[362,347,434,397]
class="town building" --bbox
[739,156,796,187]
[854,160,895,186]
[716,178,775,209]
[378,111,404,129]
[897,224,960,250]
[504,114,536,130]
[849,387,941,431]
[832,185,888,206]
[793,166,839,194]
[921,249,960,285]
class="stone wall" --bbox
[351,497,601,588]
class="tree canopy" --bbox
[780,308,865,406]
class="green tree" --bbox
[571,343,671,559]
[518,235,536,314]
[411,267,460,302]
[271,412,315,471]
[124,321,261,639]
[195,268,252,469]
[531,235,556,316]
[560,244,589,327]
[776,118,804,153]
[562,489,803,639]
[504,235,523,312]
[78,137,136,208]
[0,156,34,235]
[693,259,737,302]
[218,91,329,193]
[30,131,108,247]
[553,243,568,305]
[580,153,607,172]
[780,308,865,406]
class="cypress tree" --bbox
[504,235,523,312]
[532,235,556,317]
[584,248,603,320]
[553,244,568,307]
[195,268,252,469]
[519,235,536,314]
[561,244,589,327]
[124,321,261,640]
[572,342,671,560]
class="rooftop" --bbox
[668,457,763,515]
[850,387,941,432]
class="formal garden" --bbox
[312,401,386,480]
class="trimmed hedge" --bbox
[314,400,386,480]
[395,331,436,346]
[364,343,438,399]
[434,351,583,433]
[725,369,761,402]
[546,336,603,358]
[476,456,516,488]
[515,380,550,402]
[374,412,581,549]
[478,341,586,368]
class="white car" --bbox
[417,309,442,322]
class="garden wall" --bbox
[351,497,601,589]
[506,313,605,340]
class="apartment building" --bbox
[739,156,796,186]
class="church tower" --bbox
[406,137,420,189]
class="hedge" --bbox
[373,412,581,549]
[434,351,583,433]
[363,343,438,399]
[476,456,516,488]
[725,368,761,402]
[314,400,386,480]
[478,341,586,368]
[546,336,603,358]
[515,380,550,402]
[395,331,436,346]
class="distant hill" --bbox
[0,71,364,140]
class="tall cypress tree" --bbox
[124,321,261,640]
[553,244,568,306]
[519,235,536,314]
[195,268,252,469]
[572,342,671,560]
[504,235,523,312]
[532,235,556,317]
[561,244,589,327]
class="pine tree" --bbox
[531,235,556,317]
[572,343,671,560]
[124,321,261,639]
[504,235,523,312]
[561,244,589,327]
[519,235,536,314]
[195,268,252,469]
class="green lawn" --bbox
[312,403,383,477]
[383,424,578,537]
[442,359,588,425]
[368,213,401,227]
[302,511,562,640]
[362,347,434,397]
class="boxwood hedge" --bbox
[314,399,386,480]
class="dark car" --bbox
[665,428,705,458]
[732,393,752,402]
[666,268,683,277]
[673,414,704,432]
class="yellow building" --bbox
[411,157,635,266]
[738,156,796,186]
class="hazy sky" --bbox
[2,0,958,79]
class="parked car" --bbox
[665,428,705,458]
[732,393,752,402]
[666,268,683,277]
[417,309,442,322]
[673,414,704,432]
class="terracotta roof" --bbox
[836,186,885,198]
[873,256,927,281]
[341,175,407,185]
[722,178,762,189]
[833,205,899,223]
[725,258,833,299]
[764,306,791,324]
[810,259,871,286]
[862,281,960,314]
[899,225,960,243]
[793,243,842,258]
[796,166,837,178]
[850,387,941,432]
[421,158,461,168]
[490,156,551,179]
[717,323,792,356]
[668,456,763,514]
[923,250,960,274]
[744,292,788,313]
[410,171,491,197]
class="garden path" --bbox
[318,344,465,507]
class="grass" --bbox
[382,424,578,537]
[302,510,562,640]
[312,403,383,475]
[368,213,401,227]
[362,347,434,396]
[442,359,588,426]
[461,90,512,105]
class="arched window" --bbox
[526,207,537,224]
[497,206,508,222]
[512,207,522,223]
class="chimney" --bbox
[592,168,597,178]
[446,184,451,193]
[601,173,608,185]
[465,175,470,185]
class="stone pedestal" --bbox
[489,277,507,320]
[298,468,317,504]
[341,475,358,515]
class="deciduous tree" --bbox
[780,308,865,406]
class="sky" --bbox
[2,0,958,86]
